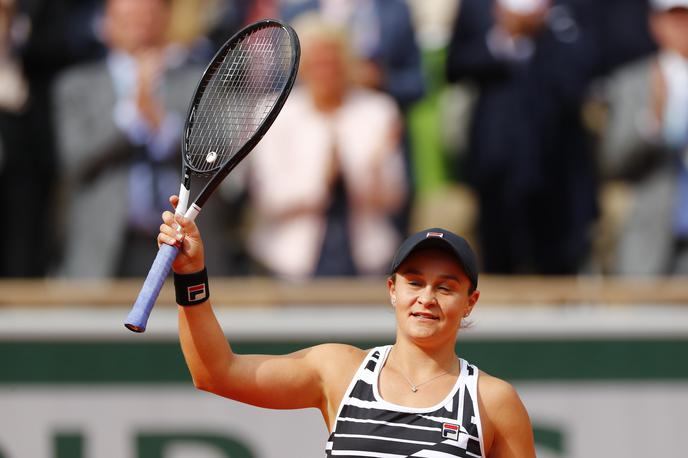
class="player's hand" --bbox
[158,195,205,275]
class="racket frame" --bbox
[179,18,300,223]
[124,18,300,332]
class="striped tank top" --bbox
[325,345,485,458]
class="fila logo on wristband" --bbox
[187,284,207,302]
[174,268,209,306]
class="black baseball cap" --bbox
[390,228,479,290]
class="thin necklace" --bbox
[399,369,450,393]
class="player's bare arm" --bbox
[180,304,364,426]
[162,199,365,423]
[478,371,536,458]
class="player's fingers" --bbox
[162,210,176,226]
[162,211,187,239]
[157,231,179,248]
[174,213,199,236]
[169,195,179,210]
[160,222,183,241]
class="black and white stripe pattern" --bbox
[325,346,484,458]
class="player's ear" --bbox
[467,289,479,309]
[387,275,397,306]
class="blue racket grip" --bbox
[125,243,180,333]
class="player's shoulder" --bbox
[306,343,367,366]
[477,370,534,456]
[477,369,523,410]
[307,343,368,382]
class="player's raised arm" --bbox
[158,199,363,420]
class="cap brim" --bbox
[391,237,466,274]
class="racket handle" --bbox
[125,243,180,333]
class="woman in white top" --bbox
[246,14,408,278]
[159,196,536,457]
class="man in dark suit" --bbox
[446,0,653,274]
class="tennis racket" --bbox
[125,19,300,332]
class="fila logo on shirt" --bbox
[441,422,461,441]
[187,284,207,302]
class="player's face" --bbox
[388,248,479,348]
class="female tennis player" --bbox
[159,195,536,457]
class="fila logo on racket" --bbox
[187,284,207,302]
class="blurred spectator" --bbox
[246,14,408,279]
[600,0,688,275]
[0,0,103,277]
[172,0,248,63]
[246,0,279,23]
[446,0,603,274]
[53,0,232,278]
[281,0,425,235]
[205,0,248,44]
[281,0,425,112]
[594,0,656,75]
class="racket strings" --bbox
[186,25,294,174]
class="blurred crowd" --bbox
[0,0,686,280]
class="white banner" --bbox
[1,382,687,457]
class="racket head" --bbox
[182,19,300,182]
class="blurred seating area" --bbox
[3,274,688,307]
[2,0,688,281]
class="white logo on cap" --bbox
[426,231,444,238]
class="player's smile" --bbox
[410,311,439,321]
